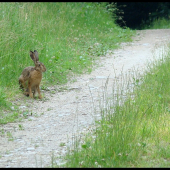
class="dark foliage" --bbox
[113,2,170,29]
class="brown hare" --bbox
[19,50,46,99]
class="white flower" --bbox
[79,161,84,165]
[95,161,98,165]
[137,143,141,146]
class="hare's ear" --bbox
[34,50,39,61]
[30,51,36,63]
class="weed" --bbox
[18,124,24,130]
[23,111,29,118]
[47,108,52,111]
[35,144,39,148]
[34,113,39,118]
[60,142,66,147]
[0,129,5,135]
[7,132,14,141]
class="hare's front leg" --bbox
[36,85,42,99]
[28,82,33,98]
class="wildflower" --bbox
[95,161,98,165]
[137,143,141,146]
[79,161,84,166]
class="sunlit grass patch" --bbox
[142,17,170,29]
[0,2,134,114]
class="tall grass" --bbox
[60,45,170,167]
[0,2,134,112]
[0,2,133,89]
[142,17,170,29]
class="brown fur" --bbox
[18,50,46,99]
[19,66,35,91]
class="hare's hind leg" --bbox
[23,88,29,96]
[19,75,26,91]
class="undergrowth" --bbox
[59,45,170,167]
[142,17,170,29]
[0,2,134,117]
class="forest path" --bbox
[0,29,170,167]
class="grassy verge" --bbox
[0,2,134,122]
[142,17,170,29]
[57,45,170,167]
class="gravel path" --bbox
[0,29,170,167]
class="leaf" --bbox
[81,144,87,149]
[82,142,91,149]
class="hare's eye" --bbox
[39,64,41,66]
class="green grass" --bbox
[0,2,134,119]
[142,17,170,29]
[57,45,170,167]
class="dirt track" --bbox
[0,29,170,167]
